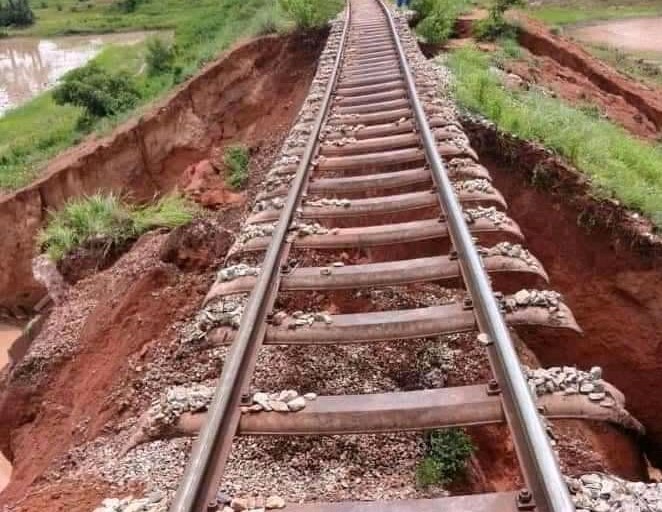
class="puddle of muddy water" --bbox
[0,323,20,491]
[0,31,159,115]
[568,17,662,56]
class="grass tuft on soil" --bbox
[38,192,197,261]
[224,145,250,190]
[446,45,662,225]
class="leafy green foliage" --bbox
[447,45,662,224]
[53,62,141,125]
[0,0,34,26]
[474,0,524,41]
[224,145,250,189]
[146,37,175,75]
[278,0,341,30]
[416,429,474,487]
[412,0,467,45]
[38,193,196,261]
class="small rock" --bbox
[303,392,318,401]
[266,495,286,509]
[231,498,248,511]
[287,396,306,412]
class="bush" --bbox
[0,0,34,27]
[146,37,175,75]
[116,0,142,13]
[412,0,467,45]
[416,429,474,487]
[53,62,141,123]
[38,193,196,261]
[279,0,330,30]
[474,0,524,41]
[224,145,250,189]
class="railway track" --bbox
[165,1,640,511]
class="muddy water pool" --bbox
[0,31,155,116]
[0,323,20,491]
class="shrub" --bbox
[0,0,34,27]
[416,429,474,487]
[146,37,175,75]
[474,0,524,41]
[116,0,142,13]
[38,193,196,261]
[412,0,468,45]
[279,0,328,30]
[53,62,141,123]
[224,145,250,189]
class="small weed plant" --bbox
[224,145,250,189]
[416,428,474,486]
[38,193,196,261]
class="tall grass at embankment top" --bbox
[446,45,662,224]
[0,0,343,192]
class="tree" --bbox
[0,0,35,27]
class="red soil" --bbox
[0,30,324,511]
[465,121,662,468]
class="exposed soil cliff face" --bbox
[0,31,325,315]
[465,119,662,466]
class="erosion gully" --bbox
[165,0,645,511]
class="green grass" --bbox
[526,1,662,26]
[1,0,343,192]
[224,145,250,190]
[416,429,474,487]
[37,192,196,261]
[412,0,470,44]
[446,45,662,224]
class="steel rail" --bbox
[375,3,575,512]
[168,9,352,512]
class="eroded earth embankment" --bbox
[516,17,662,135]
[0,31,325,315]
[464,117,662,467]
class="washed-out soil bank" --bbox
[0,30,327,510]
[464,117,662,466]
[0,29,326,316]
[515,17,662,132]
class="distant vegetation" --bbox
[38,193,197,261]
[224,145,250,190]
[447,45,662,224]
[416,429,474,487]
[0,0,34,27]
[0,0,344,191]
[526,1,662,26]
[412,0,468,45]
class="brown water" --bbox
[0,31,155,115]
[0,323,20,491]
[569,17,662,54]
